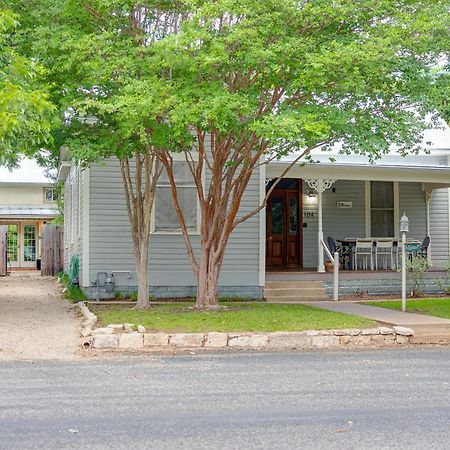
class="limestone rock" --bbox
[378,326,395,335]
[107,324,124,331]
[393,326,415,336]
[228,334,268,348]
[81,327,92,338]
[396,335,410,344]
[123,323,134,332]
[92,327,115,335]
[204,332,228,348]
[144,333,170,347]
[333,329,361,336]
[169,333,205,348]
[361,328,380,335]
[119,332,143,349]
[137,325,146,333]
[92,334,119,348]
[267,332,309,349]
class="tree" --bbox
[153,0,449,309]
[0,7,54,167]
[13,0,190,308]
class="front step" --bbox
[265,280,330,302]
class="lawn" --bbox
[366,298,450,319]
[91,302,375,333]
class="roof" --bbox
[0,207,58,219]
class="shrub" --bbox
[405,256,429,297]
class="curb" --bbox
[88,325,416,351]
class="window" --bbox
[44,187,58,202]
[154,162,198,232]
[370,181,394,237]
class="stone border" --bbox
[87,325,416,350]
[77,302,98,347]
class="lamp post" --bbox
[400,213,409,312]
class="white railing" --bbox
[320,239,339,301]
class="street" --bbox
[1,349,450,449]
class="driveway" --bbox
[0,272,81,360]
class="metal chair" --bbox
[353,239,374,270]
[418,236,430,259]
[327,236,352,270]
[375,239,394,270]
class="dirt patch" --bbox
[0,272,82,361]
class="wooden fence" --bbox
[0,226,7,276]
[41,224,64,276]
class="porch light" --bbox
[400,213,409,233]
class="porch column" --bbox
[425,190,432,266]
[305,179,336,272]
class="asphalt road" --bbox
[1,349,450,449]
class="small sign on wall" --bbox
[337,201,352,209]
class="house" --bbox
[0,161,58,270]
[59,130,450,299]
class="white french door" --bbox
[6,222,37,268]
[21,223,37,268]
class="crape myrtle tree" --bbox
[13,0,190,309]
[152,0,449,309]
[0,7,54,167]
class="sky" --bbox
[0,124,449,183]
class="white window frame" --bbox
[151,153,202,235]
[43,187,58,203]
[365,181,399,238]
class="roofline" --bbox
[267,161,450,185]
[0,181,54,187]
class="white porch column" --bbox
[305,179,336,273]
[425,190,432,266]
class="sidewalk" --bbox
[300,301,450,332]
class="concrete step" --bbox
[266,295,330,303]
[405,324,450,335]
[265,288,328,298]
[265,280,325,289]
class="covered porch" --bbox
[264,159,450,274]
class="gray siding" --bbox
[88,157,261,295]
[63,165,84,282]
[430,188,450,268]
[399,182,426,240]
[303,180,366,268]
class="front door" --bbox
[6,223,37,268]
[266,179,302,268]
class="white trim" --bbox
[365,181,370,237]
[81,168,90,287]
[151,157,202,235]
[365,181,398,238]
[394,181,399,239]
[259,162,266,287]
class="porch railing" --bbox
[320,239,339,301]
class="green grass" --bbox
[366,298,450,319]
[91,302,374,333]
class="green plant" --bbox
[405,256,430,297]
[128,291,138,302]
[114,291,125,300]
[58,271,87,303]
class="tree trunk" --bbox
[134,240,150,309]
[196,246,220,310]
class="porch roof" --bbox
[266,161,450,186]
[0,207,57,219]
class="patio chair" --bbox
[418,236,430,259]
[375,239,394,270]
[353,239,374,270]
[327,236,352,270]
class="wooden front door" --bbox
[266,179,302,268]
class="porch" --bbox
[264,158,450,274]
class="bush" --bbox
[405,256,429,297]
[58,271,87,303]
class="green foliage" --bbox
[406,256,430,297]
[58,271,87,303]
[92,302,374,333]
[0,6,55,167]
[128,291,138,302]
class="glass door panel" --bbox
[22,224,37,267]
[7,224,19,267]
